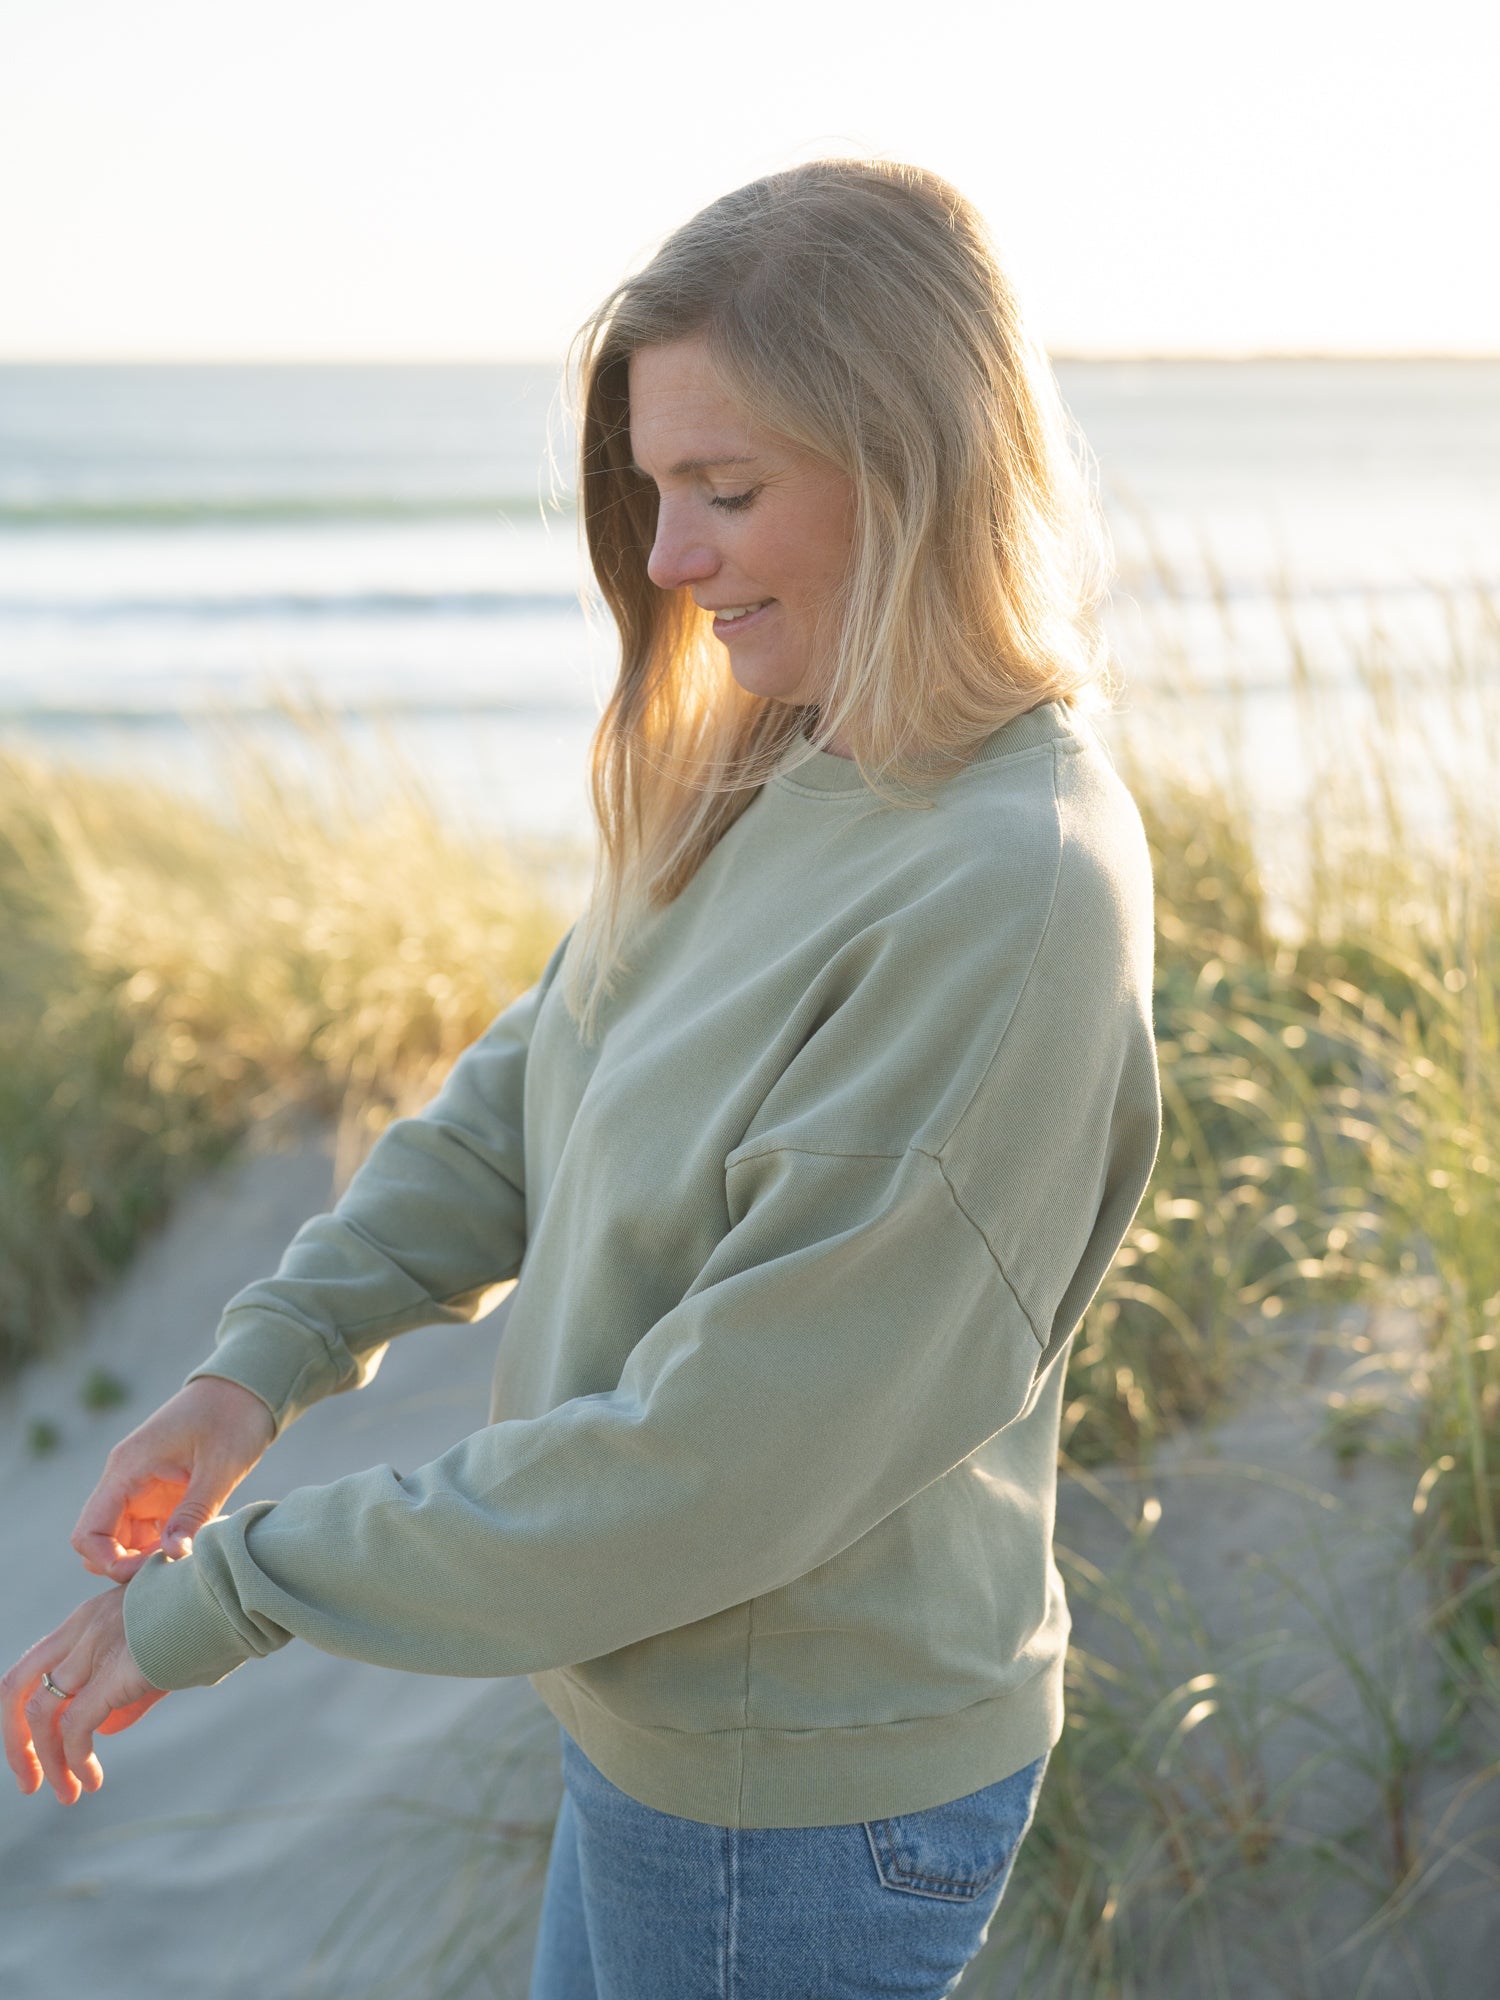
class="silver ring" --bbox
[41,1670,73,1701]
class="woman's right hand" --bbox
[71,1376,277,1582]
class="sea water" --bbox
[1,360,1497,844]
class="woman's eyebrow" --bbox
[628,453,759,480]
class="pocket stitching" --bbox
[863,1818,1011,1902]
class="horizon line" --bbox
[1,348,1498,367]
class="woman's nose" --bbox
[646,502,719,592]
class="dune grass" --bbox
[0,718,568,1377]
[1101,593,1500,1619]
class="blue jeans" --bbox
[528,1726,1049,1999]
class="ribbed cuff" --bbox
[123,1548,256,1691]
[185,1308,347,1433]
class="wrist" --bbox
[183,1372,276,1441]
[186,1310,348,1433]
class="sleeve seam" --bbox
[720,1142,1045,1351]
[918,1147,1046,1351]
[725,1142,908,1171]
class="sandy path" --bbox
[0,1127,557,2000]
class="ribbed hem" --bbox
[770,700,1084,797]
[528,1662,1065,1829]
[123,1548,255,1690]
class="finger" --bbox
[74,1532,129,1578]
[79,1505,178,1580]
[163,1465,233,1557]
[106,1492,176,1576]
[71,1469,137,1571]
[1,1656,46,1795]
[60,1682,112,1796]
[0,1629,76,1794]
[8,1729,43,1796]
[39,1635,119,1801]
[104,1548,155,1582]
[75,1535,140,1582]
[75,1471,185,1577]
[23,1674,81,1806]
[82,1542,160,1584]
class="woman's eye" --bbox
[709,490,756,512]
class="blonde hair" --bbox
[561,157,1115,1036]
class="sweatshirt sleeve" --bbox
[186,925,573,1432]
[122,842,1160,1693]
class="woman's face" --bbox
[628,338,856,719]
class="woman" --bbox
[3,159,1160,1997]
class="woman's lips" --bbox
[711,600,774,638]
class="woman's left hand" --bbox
[1,1587,166,1804]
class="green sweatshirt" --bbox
[124,698,1160,1829]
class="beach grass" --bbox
[1119,606,1499,1618]
[0,714,567,1378]
[3,576,1499,1993]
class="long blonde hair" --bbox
[561,157,1115,1036]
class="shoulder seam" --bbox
[931,738,1066,1161]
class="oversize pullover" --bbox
[124,698,1160,1829]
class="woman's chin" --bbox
[722,654,815,707]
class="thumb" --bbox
[162,1470,231,1559]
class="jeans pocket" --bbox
[862,1753,1048,1902]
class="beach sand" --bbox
[2,1130,1496,1998]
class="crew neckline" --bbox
[770,700,1079,795]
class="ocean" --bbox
[2,360,1497,845]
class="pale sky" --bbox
[1,0,1494,360]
